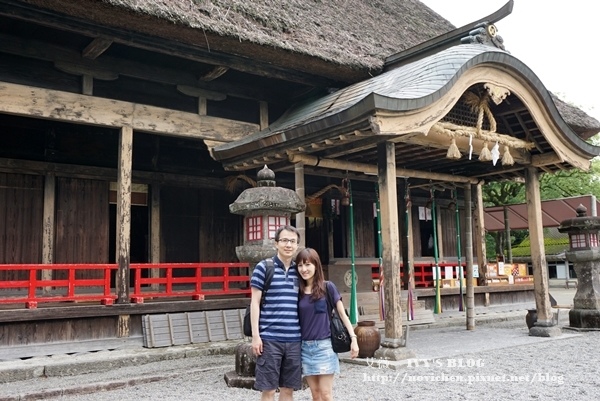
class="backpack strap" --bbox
[260,258,275,306]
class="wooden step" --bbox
[354,291,435,326]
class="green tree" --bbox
[539,159,600,199]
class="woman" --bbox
[296,247,359,401]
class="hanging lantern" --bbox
[446,138,461,159]
[340,178,350,206]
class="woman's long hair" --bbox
[295,247,326,301]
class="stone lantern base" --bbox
[569,309,600,329]
[224,343,257,389]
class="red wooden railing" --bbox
[0,262,251,308]
[371,261,467,287]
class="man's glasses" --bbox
[277,238,298,245]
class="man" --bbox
[250,225,302,401]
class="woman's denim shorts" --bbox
[301,339,340,376]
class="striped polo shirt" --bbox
[250,256,301,342]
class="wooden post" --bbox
[435,203,444,259]
[150,184,161,290]
[295,162,306,248]
[42,173,55,292]
[259,101,269,130]
[464,184,475,330]
[473,182,487,285]
[116,126,133,305]
[374,142,414,361]
[377,142,402,339]
[407,200,415,292]
[524,167,553,324]
[504,205,513,264]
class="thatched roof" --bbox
[20,0,455,81]
[15,0,600,134]
[551,94,600,140]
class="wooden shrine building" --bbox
[1,0,599,356]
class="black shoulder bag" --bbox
[325,281,352,353]
[243,258,274,337]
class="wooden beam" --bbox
[0,32,288,102]
[54,61,119,80]
[398,130,531,165]
[289,154,479,184]
[0,299,250,323]
[0,157,225,189]
[176,85,227,101]
[199,66,229,81]
[0,5,337,87]
[0,82,259,141]
[531,152,563,167]
[82,37,113,59]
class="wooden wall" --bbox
[352,199,376,257]
[162,186,242,263]
[0,173,43,279]
[54,178,109,274]
[198,189,242,262]
[0,315,142,348]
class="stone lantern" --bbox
[229,165,305,267]
[558,204,600,329]
[224,165,305,389]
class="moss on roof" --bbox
[511,230,570,257]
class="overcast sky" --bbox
[420,0,600,121]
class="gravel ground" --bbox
[4,316,596,401]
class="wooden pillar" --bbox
[504,206,513,263]
[41,173,55,292]
[295,162,306,248]
[407,198,415,292]
[150,184,161,290]
[473,182,487,286]
[399,182,408,290]
[525,167,553,324]
[377,142,403,340]
[259,101,269,130]
[464,184,475,330]
[435,203,444,259]
[327,195,335,260]
[116,126,133,305]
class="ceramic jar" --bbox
[354,320,381,358]
[525,309,538,329]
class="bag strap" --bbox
[260,258,274,306]
[324,281,336,314]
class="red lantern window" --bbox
[590,233,598,247]
[247,216,262,241]
[570,233,587,249]
[267,216,288,239]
